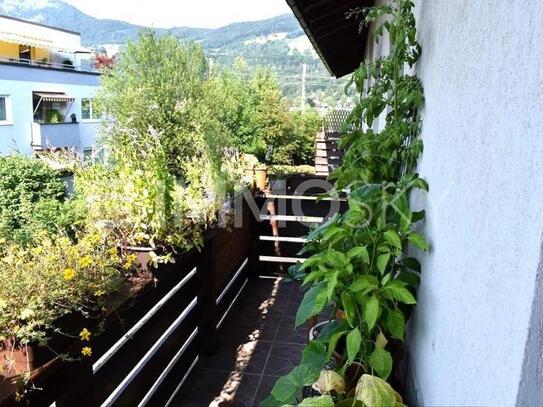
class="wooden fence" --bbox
[315,110,350,176]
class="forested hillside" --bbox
[0,0,353,109]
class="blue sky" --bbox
[64,0,292,29]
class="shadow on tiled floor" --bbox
[171,277,308,406]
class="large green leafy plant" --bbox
[264,1,426,405]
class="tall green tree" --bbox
[97,30,228,178]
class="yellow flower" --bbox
[32,247,44,255]
[122,253,138,270]
[81,347,92,357]
[79,328,91,341]
[20,308,35,320]
[63,268,76,281]
[108,247,118,257]
[79,255,93,268]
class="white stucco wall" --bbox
[404,1,543,405]
[0,64,100,155]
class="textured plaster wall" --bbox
[405,1,543,405]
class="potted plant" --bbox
[263,1,427,405]
[62,58,74,69]
[254,165,268,191]
[70,113,77,123]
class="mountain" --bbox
[0,0,353,109]
[0,0,302,48]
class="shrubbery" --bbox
[0,30,319,394]
[0,155,82,246]
[208,63,321,165]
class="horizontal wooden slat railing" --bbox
[15,210,254,407]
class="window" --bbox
[0,96,12,124]
[81,98,101,121]
[83,147,93,160]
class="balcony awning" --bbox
[34,92,75,102]
[0,31,91,53]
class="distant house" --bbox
[0,15,101,156]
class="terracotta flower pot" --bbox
[254,167,268,191]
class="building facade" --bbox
[0,15,101,156]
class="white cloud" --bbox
[63,0,292,29]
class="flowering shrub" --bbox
[0,230,122,347]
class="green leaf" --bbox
[401,257,421,272]
[298,395,334,407]
[300,254,322,271]
[385,309,405,340]
[369,348,393,380]
[301,341,328,371]
[325,270,339,302]
[328,331,346,358]
[355,374,397,406]
[269,341,329,403]
[376,253,391,275]
[381,272,392,287]
[346,328,362,364]
[397,270,421,286]
[269,366,307,402]
[317,319,348,344]
[408,232,429,251]
[326,250,349,268]
[347,246,370,264]
[364,294,380,331]
[350,275,379,294]
[295,282,329,327]
[385,281,417,305]
[383,230,402,250]
[412,177,429,191]
[375,331,388,349]
[412,210,426,222]
[341,291,358,328]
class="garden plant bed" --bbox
[0,219,254,406]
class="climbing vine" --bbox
[264,1,427,405]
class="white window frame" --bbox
[0,95,13,126]
[81,98,101,122]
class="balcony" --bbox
[0,55,99,74]
[31,122,80,150]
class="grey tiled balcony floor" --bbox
[171,278,308,406]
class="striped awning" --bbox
[34,92,75,102]
[0,31,90,53]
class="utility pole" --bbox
[301,62,307,113]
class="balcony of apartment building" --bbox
[0,39,97,73]
[0,15,98,74]
[31,92,81,151]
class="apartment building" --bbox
[0,15,101,156]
